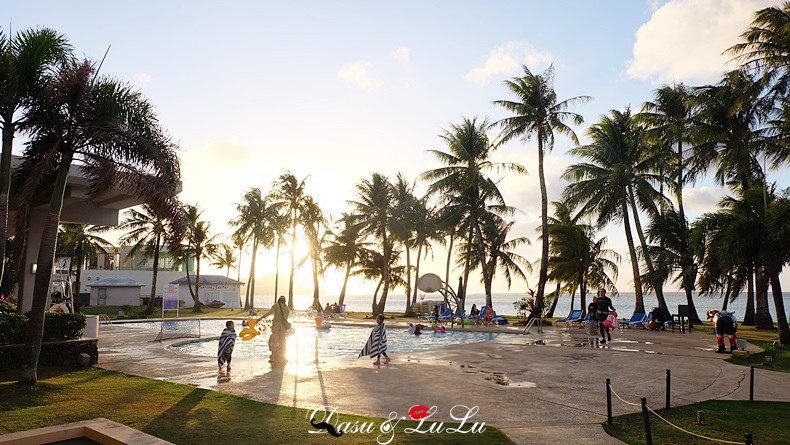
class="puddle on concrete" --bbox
[509,381,537,388]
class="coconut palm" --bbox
[182,205,220,312]
[729,2,790,93]
[270,210,290,300]
[324,213,368,306]
[492,65,589,313]
[229,188,279,309]
[17,60,183,383]
[272,172,308,309]
[390,173,417,313]
[212,244,236,278]
[564,109,668,314]
[347,173,395,315]
[420,116,525,309]
[118,204,174,315]
[301,196,327,310]
[352,248,407,313]
[409,198,444,310]
[57,224,112,312]
[0,28,72,287]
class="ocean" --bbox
[253,290,790,320]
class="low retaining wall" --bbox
[0,338,98,369]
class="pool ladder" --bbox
[99,314,112,325]
[523,317,543,334]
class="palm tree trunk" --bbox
[20,151,70,384]
[339,261,351,306]
[743,268,756,325]
[547,282,561,317]
[754,266,774,329]
[274,237,280,299]
[404,246,412,315]
[408,244,423,316]
[0,120,15,288]
[245,257,254,309]
[288,211,297,309]
[376,234,391,315]
[580,276,587,314]
[311,255,321,310]
[677,139,685,221]
[462,226,473,308]
[621,197,645,313]
[249,239,258,309]
[722,276,731,311]
[237,244,243,308]
[145,233,161,315]
[536,138,550,315]
[372,277,383,314]
[683,286,702,323]
[627,186,669,318]
[74,252,83,313]
[445,231,454,287]
[770,272,790,345]
[192,251,203,312]
[569,283,577,316]
[470,213,492,307]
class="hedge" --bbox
[0,312,86,344]
[0,338,98,369]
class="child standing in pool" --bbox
[359,314,389,365]
[217,320,236,373]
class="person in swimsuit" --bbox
[258,296,290,364]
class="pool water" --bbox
[115,320,504,360]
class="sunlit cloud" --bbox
[337,60,382,90]
[627,0,779,84]
[132,72,152,86]
[466,41,554,85]
[391,46,411,64]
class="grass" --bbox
[694,322,790,373]
[0,368,514,445]
[603,400,790,445]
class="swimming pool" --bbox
[117,320,505,360]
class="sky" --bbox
[6,0,788,296]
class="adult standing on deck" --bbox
[258,296,291,364]
[596,289,615,344]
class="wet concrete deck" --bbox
[97,322,790,445]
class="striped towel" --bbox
[217,328,236,367]
[358,323,387,358]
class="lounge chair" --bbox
[618,312,646,329]
[556,309,583,327]
[335,304,348,318]
[572,313,590,328]
[631,312,653,329]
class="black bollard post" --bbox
[745,432,753,444]
[606,378,612,425]
[750,366,754,402]
[641,397,652,445]
[665,369,671,410]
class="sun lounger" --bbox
[618,312,646,329]
[556,309,583,327]
[631,312,653,329]
[572,313,590,328]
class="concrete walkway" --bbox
[97,322,790,445]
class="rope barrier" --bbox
[646,405,742,445]
[608,385,641,407]
[608,381,745,444]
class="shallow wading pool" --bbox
[117,320,506,360]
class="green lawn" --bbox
[603,400,790,445]
[0,368,513,445]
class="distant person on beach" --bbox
[596,289,615,343]
[217,320,236,373]
[332,302,340,313]
[258,296,290,364]
[360,314,389,365]
[470,304,480,324]
[324,303,332,314]
[432,305,440,322]
[586,296,598,335]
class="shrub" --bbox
[0,300,16,314]
[0,312,86,344]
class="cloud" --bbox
[391,47,411,64]
[132,73,152,86]
[466,41,554,85]
[337,61,382,90]
[627,0,780,84]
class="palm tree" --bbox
[230,188,278,309]
[18,60,183,383]
[119,204,173,315]
[728,2,790,92]
[390,173,417,314]
[409,198,444,311]
[0,28,72,288]
[352,248,407,313]
[492,65,589,313]
[57,224,112,312]
[183,205,220,312]
[324,213,367,306]
[690,70,774,324]
[546,202,619,316]
[347,173,395,315]
[421,116,525,309]
[564,109,665,314]
[272,172,308,309]
[212,244,236,277]
[270,210,290,300]
[301,196,327,310]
